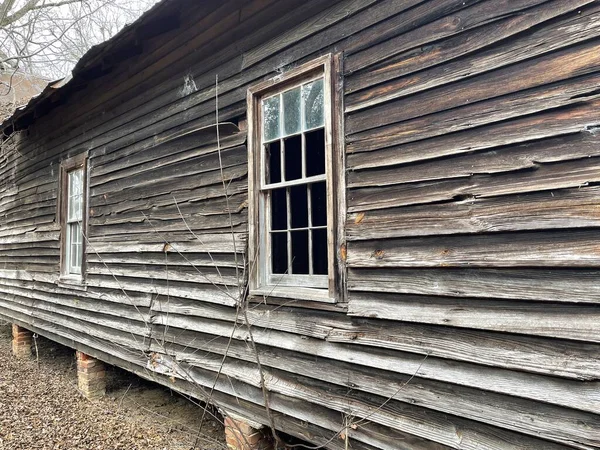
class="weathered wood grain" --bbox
[347,230,600,268]
[348,69,600,147]
[348,267,600,304]
[347,291,600,342]
[346,2,600,113]
[2,1,600,448]
[348,100,599,165]
[345,0,578,91]
[156,313,600,415]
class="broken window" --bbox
[247,55,343,302]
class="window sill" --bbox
[250,286,335,303]
[57,277,88,291]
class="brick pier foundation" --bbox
[76,351,106,400]
[224,416,271,450]
[11,324,32,359]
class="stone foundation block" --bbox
[225,416,271,450]
[11,324,32,359]
[76,351,106,400]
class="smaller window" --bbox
[66,168,84,274]
[60,155,87,280]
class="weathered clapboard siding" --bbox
[1,0,600,449]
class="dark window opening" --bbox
[305,128,325,177]
[272,232,288,274]
[312,229,328,275]
[284,135,302,181]
[266,141,281,184]
[271,188,287,230]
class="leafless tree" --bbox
[0,0,157,80]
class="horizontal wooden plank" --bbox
[87,263,240,286]
[347,230,600,268]
[0,277,152,307]
[348,187,600,238]
[87,233,245,254]
[90,145,247,193]
[0,282,151,323]
[348,267,600,303]
[88,214,246,237]
[86,251,238,268]
[348,292,600,343]
[0,302,150,354]
[0,293,150,338]
[91,129,245,183]
[0,230,59,245]
[325,318,600,381]
[90,193,247,223]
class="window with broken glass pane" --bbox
[260,77,328,287]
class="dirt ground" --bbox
[0,322,226,450]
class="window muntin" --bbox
[66,168,84,275]
[260,75,329,289]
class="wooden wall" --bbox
[1,0,600,448]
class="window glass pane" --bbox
[271,188,287,231]
[283,87,301,136]
[69,222,82,274]
[68,168,83,221]
[290,185,308,229]
[284,135,302,181]
[263,95,280,141]
[77,242,83,269]
[70,242,78,270]
[311,181,327,227]
[312,229,328,275]
[65,220,72,268]
[291,230,309,274]
[266,141,281,184]
[271,232,288,274]
[305,128,325,177]
[69,169,78,195]
[302,79,324,130]
[71,196,82,221]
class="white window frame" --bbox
[247,54,345,303]
[59,153,88,283]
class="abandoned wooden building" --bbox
[1,0,599,448]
